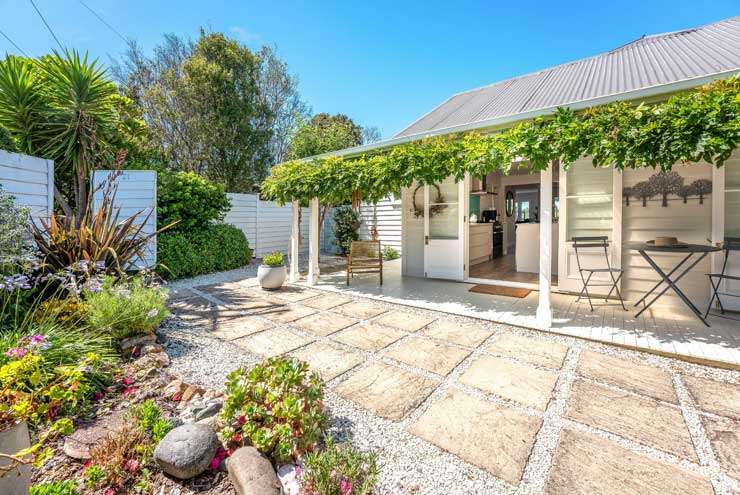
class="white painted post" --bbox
[289,200,300,282]
[537,162,553,328]
[307,198,320,285]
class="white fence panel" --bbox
[358,196,402,253]
[92,170,157,269]
[254,199,309,258]
[224,193,258,250]
[0,150,53,224]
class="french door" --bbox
[424,176,465,280]
[713,153,740,312]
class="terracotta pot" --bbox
[0,421,31,495]
[257,265,287,290]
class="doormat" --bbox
[469,284,531,298]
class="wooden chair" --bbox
[347,240,382,286]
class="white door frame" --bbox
[423,178,465,280]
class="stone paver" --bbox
[566,380,696,461]
[577,350,677,403]
[544,428,713,495]
[373,311,436,332]
[702,415,740,481]
[334,301,387,320]
[487,333,568,369]
[331,323,406,352]
[291,313,358,336]
[209,315,273,340]
[260,305,316,324]
[289,342,364,381]
[271,287,320,302]
[383,336,470,375]
[682,375,740,420]
[301,292,353,310]
[423,320,494,347]
[233,328,313,357]
[409,389,542,486]
[459,355,558,411]
[334,362,438,421]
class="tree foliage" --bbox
[262,77,740,205]
[116,32,307,191]
[288,113,364,159]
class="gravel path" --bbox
[161,269,740,495]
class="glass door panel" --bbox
[424,176,463,280]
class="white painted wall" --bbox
[621,163,713,309]
[358,195,402,253]
[92,170,157,269]
[0,150,53,224]
[402,184,425,277]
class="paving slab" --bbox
[208,315,273,341]
[334,301,388,320]
[373,311,436,332]
[331,323,406,352]
[302,293,353,310]
[334,362,438,420]
[291,312,358,336]
[702,415,740,481]
[459,355,558,411]
[233,328,314,357]
[271,286,320,302]
[409,389,541,486]
[487,333,569,369]
[683,375,740,420]
[168,296,215,316]
[577,350,677,403]
[289,342,364,381]
[260,304,316,324]
[566,380,696,461]
[383,336,470,375]
[423,320,494,347]
[544,428,713,495]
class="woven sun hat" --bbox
[647,236,687,246]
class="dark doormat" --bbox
[469,284,532,298]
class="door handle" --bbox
[425,235,429,245]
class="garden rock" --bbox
[228,447,280,495]
[277,464,301,495]
[164,379,187,399]
[194,400,223,421]
[154,423,220,479]
[119,334,157,355]
[63,411,125,460]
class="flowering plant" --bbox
[220,357,328,464]
[300,438,379,495]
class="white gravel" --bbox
[161,270,740,495]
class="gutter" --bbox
[305,68,739,162]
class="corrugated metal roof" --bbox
[395,16,740,138]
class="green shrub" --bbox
[0,125,16,152]
[157,223,251,279]
[220,357,328,464]
[133,399,173,443]
[301,438,379,495]
[30,480,79,495]
[85,276,169,340]
[158,171,231,232]
[262,251,284,267]
[382,245,400,260]
[332,206,360,254]
[0,185,29,265]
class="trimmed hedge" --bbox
[157,223,251,279]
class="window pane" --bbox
[430,204,458,239]
[726,153,740,237]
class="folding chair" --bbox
[704,237,740,319]
[572,236,626,311]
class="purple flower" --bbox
[84,277,103,293]
[4,347,27,359]
[1,274,31,292]
[94,261,106,272]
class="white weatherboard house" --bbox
[289,17,740,366]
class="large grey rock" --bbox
[154,423,220,479]
[228,447,280,495]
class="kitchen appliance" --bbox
[492,221,503,258]
[482,209,497,223]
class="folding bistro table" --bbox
[629,242,721,327]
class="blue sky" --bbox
[1,1,738,138]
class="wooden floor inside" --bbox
[470,253,558,284]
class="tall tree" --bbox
[288,113,364,159]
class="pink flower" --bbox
[238,415,246,425]
[4,347,26,359]
[330,469,337,478]
[93,391,104,401]
[232,433,242,444]
[361,463,370,472]
[340,479,353,495]
[124,459,140,472]
[27,335,45,345]
[122,386,138,396]
[210,447,228,470]
[294,464,303,478]
[122,376,135,386]
[103,489,116,495]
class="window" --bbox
[518,201,530,222]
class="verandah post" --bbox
[289,200,300,282]
[537,162,553,328]
[307,197,320,285]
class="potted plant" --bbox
[258,251,287,290]
[0,421,31,495]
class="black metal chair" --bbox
[704,237,740,319]
[572,236,626,311]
